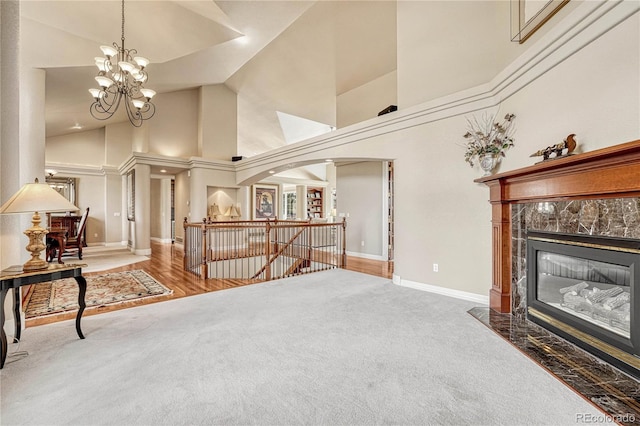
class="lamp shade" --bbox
[0,179,78,215]
[100,45,118,57]
[140,88,156,99]
[211,204,222,216]
[131,99,146,109]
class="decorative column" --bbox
[487,179,512,313]
[133,164,151,255]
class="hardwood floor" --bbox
[25,241,393,328]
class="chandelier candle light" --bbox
[89,0,156,126]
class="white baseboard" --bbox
[134,248,152,256]
[151,237,174,244]
[393,274,489,305]
[105,242,126,247]
[346,251,386,261]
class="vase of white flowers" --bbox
[463,112,516,176]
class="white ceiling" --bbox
[20,0,316,138]
[20,0,398,158]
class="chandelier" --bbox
[89,0,156,127]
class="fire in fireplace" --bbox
[527,230,640,380]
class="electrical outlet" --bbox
[433,263,439,272]
[94,233,98,238]
[361,240,365,247]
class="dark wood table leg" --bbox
[74,275,86,339]
[57,235,66,264]
[1,289,8,369]
[12,287,21,343]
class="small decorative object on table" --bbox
[463,112,516,176]
[530,134,577,162]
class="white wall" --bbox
[336,161,385,258]
[337,71,397,129]
[199,85,238,161]
[46,128,105,166]
[237,2,640,300]
[105,123,133,167]
[148,89,199,158]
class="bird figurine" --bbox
[530,134,577,161]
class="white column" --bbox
[296,185,307,220]
[133,164,151,255]
[160,178,173,242]
[188,168,208,222]
[1,1,46,336]
[238,186,250,220]
[1,0,21,270]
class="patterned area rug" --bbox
[24,270,173,318]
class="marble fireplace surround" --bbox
[476,138,640,314]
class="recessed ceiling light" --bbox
[325,159,333,162]
[269,170,275,174]
[160,169,167,173]
[71,123,82,130]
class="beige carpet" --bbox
[65,245,149,273]
[2,269,602,425]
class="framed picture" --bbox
[252,184,278,220]
[127,169,135,221]
[511,0,569,44]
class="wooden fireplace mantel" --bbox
[475,139,640,313]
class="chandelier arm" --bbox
[124,96,143,127]
[90,89,123,120]
[89,0,155,126]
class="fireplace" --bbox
[526,230,640,379]
[474,141,640,420]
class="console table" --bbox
[0,264,87,369]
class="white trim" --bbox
[381,161,389,262]
[394,274,490,305]
[44,163,105,176]
[134,248,152,256]
[151,237,174,244]
[346,250,386,261]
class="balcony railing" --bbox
[183,218,346,281]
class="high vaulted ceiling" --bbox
[20,0,398,158]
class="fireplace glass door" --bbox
[536,251,631,338]
[527,231,640,379]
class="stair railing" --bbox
[183,218,346,281]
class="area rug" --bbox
[24,270,173,318]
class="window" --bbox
[283,192,296,220]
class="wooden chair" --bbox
[61,207,89,260]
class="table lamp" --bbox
[0,178,78,271]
